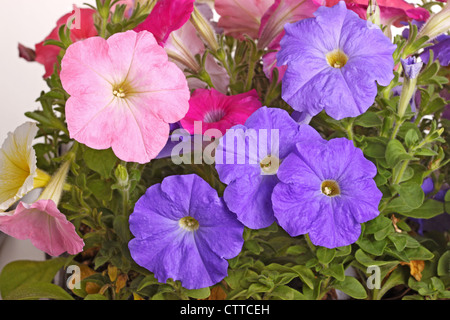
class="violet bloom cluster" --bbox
[128,174,244,290]
[215,107,322,229]
[277,2,396,120]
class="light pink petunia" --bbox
[257,0,321,50]
[0,200,84,257]
[215,0,275,40]
[165,21,230,93]
[180,88,262,136]
[60,30,190,164]
[134,0,195,46]
[257,0,321,82]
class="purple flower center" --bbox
[203,109,226,123]
[321,180,340,197]
[326,49,348,69]
[260,155,280,175]
[179,216,199,231]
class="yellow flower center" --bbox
[260,155,280,175]
[179,216,200,231]
[326,49,348,69]
[112,80,134,99]
[321,180,340,197]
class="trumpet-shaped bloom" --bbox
[180,88,262,136]
[0,122,49,212]
[0,200,84,256]
[277,2,396,120]
[60,30,190,164]
[272,136,382,248]
[215,107,322,229]
[134,0,195,45]
[0,160,84,256]
[128,174,244,289]
[215,0,274,40]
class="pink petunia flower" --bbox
[31,6,97,78]
[257,0,321,81]
[215,0,275,40]
[0,160,84,257]
[180,88,262,136]
[0,200,84,256]
[60,30,190,164]
[324,0,430,28]
[134,0,195,46]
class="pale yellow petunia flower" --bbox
[0,122,50,212]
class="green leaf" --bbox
[385,140,416,168]
[333,276,367,300]
[355,249,398,267]
[321,264,345,281]
[113,215,132,243]
[316,247,336,265]
[0,258,68,299]
[394,181,425,209]
[270,285,306,300]
[6,282,74,300]
[354,112,382,127]
[184,287,211,299]
[291,265,316,290]
[405,129,420,148]
[400,199,444,219]
[83,148,118,178]
[364,216,392,234]
[84,294,108,300]
[437,251,450,277]
[362,137,388,159]
[357,237,387,256]
[388,234,408,252]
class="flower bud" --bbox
[418,1,450,40]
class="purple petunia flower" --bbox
[215,106,322,229]
[128,174,244,289]
[272,135,382,248]
[277,1,396,120]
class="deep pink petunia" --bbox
[60,30,190,164]
[0,200,84,257]
[134,0,195,46]
[180,88,262,136]
[324,0,430,27]
[34,6,97,78]
[215,0,274,40]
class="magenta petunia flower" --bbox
[134,0,195,46]
[277,2,396,120]
[60,30,190,164]
[128,174,244,289]
[180,88,262,136]
[0,200,84,256]
[272,136,382,248]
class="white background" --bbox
[0,0,95,284]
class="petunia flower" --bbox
[215,0,274,40]
[19,6,97,78]
[134,0,195,46]
[128,174,244,289]
[277,2,396,120]
[60,30,190,164]
[180,88,262,136]
[0,122,50,212]
[420,34,450,67]
[0,160,84,256]
[272,135,382,248]
[215,107,322,229]
[324,0,430,28]
[164,20,230,93]
[257,0,321,50]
